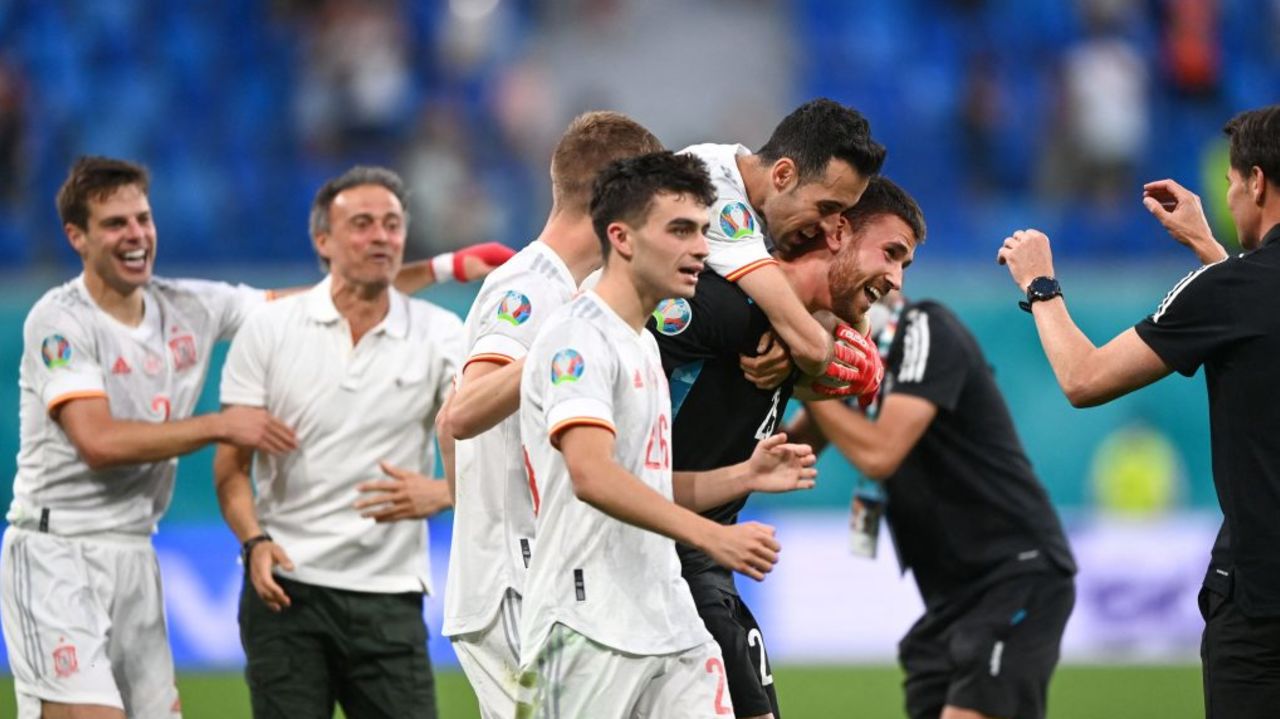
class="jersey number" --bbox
[151,395,171,421]
[754,388,782,440]
[644,414,670,469]
[705,657,732,715]
[747,627,775,686]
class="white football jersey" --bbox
[10,275,265,536]
[444,240,578,637]
[680,142,776,281]
[517,292,712,659]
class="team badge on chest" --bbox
[168,333,197,371]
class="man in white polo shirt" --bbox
[214,166,462,718]
[516,151,817,718]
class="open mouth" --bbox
[865,284,883,303]
[119,248,149,271]
[678,264,704,281]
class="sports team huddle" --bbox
[5,99,1280,719]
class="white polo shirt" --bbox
[10,274,265,536]
[443,240,578,637]
[518,292,712,660]
[220,277,463,594]
[681,142,776,282]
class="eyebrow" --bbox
[667,218,701,231]
[888,239,915,267]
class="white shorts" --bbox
[0,527,181,718]
[516,623,734,719]
[452,589,522,719]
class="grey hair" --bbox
[308,165,411,239]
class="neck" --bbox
[83,271,145,327]
[775,254,823,312]
[537,208,602,286]
[329,274,391,342]
[592,263,652,332]
[735,153,769,217]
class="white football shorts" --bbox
[452,588,523,719]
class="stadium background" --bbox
[0,0,1274,716]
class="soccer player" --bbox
[681,98,887,389]
[440,111,663,718]
[651,177,918,718]
[515,151,817,718]
[0,156,303,719]
[996,104,1280,719]
[213,166,462,718]
[784,183,1075,719]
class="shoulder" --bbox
[1150,259,1233,323]
[24,281,94,335]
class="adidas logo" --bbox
[111,357,132,375]
[633,369,644,388]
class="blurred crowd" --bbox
[0,0,1277,267]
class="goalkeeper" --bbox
[648,177,918,718]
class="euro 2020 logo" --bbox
[550,348,585,385]
[652,298,692,336]
[719,201,755,240]
[497,291,532,326]
[41,334,72,369]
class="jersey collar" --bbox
[1261,222,1280,248]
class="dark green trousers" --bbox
[239,574,437,719]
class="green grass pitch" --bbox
[1,664,1203,717]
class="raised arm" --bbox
[997,229,1173,407]
[394,242,516,295]
[1142,179,1229,264]
[736,264,833,376]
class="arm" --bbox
[737,264,832,376]
[1142,179,1229,264]
[394,242,516,295]
[449,358,525,439]
[802,395,937,480]
[998,229,1173,407]
[559,425,781,580]
[672,433,816,511]
[213,440,294,611]
[57,398,296,470]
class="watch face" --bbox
[1029,276,1060,299]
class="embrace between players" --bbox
[7,99,1279,719]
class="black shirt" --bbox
[646,271,796,588]
[877,300,1076,608]
[1134,223,1280,617]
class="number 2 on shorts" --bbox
[705,657,732,715]
[747,628,775,686]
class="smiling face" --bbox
[66,183,156,295]
[827,213,917,324]
[315,183,406,290]
[760,157,868,251]
[616,191,710,301]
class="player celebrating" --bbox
[681,98,886,391]
[515,151,817,718]
[441,111,663,718]
[996,105,1280,719]
[651,177,918,718]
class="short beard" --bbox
[826,255,862,326]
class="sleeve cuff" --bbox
[47,389,108,413]
[706,239,774,280]
[470,333,529,364]
[547,397,614,442]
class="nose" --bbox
[887,264,904,292]
[692,230,709,260]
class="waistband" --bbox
[6,508,153,545]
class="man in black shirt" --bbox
[997,104,1280,719]
[790,291,1077,719]
[649,177,920,718]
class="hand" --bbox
[810,322,883,400]
[248,540,295,612]
[456,242,516,282]
[702,521,781,582]
[996,229,1056,291]
[219,406,297,454]
[1141,179,1227,263]
[745,432,816,493]
[354,461,452,521]
[739,331,793,390]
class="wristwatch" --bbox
[241,532,273,564]
[1019,276,1062,313]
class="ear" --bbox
[1251,166,1268,205]
[64,223,87,258]
[770,157,798,193]
[607,221,635,260]
[313,232,331,262]
[826,215,851,253]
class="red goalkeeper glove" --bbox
[809,322,883,402]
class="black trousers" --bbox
[239,574,437,719]
[1200,583,1280,719]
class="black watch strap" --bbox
[1019,276,1062,313]
[242,533,273,563]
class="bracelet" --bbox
[430,253,455,284]
[241,533,273,564]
